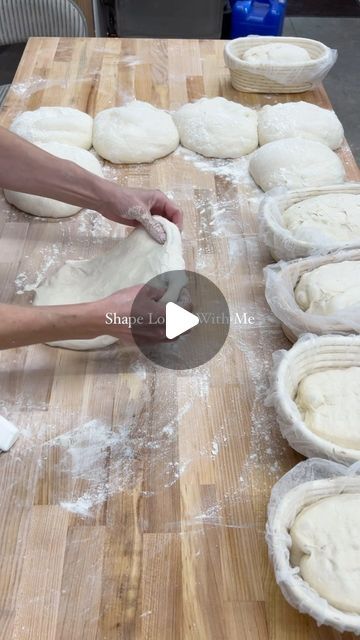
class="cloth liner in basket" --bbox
[267,333,360,464]
[259,183,360,261]
[266,458,360,634]
[224,36,337,94]
[264,248,360,341]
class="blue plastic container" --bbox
[230,0,287,38]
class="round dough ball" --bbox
[10,107,93,149]
[283,194,360,245]
[294,261,360,315]
[249,138,345,191]
[5,142,103,218]
[173,97,258,158]
[243,43,310,65]
[92,101,179,163]
[258,102,344,149]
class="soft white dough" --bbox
[258,102,344,149]
[296,367,360,448]
[10,107,93,148]
[243,43,310,65]
[295,261,360,315]
[4,142,103,218]
[249,138,345,191]
[33,216,186,350]
[283,194,360,245]
[92,101,179,163]
[290,494,360,614]
[173,97,258,158]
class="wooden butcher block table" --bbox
[0,38,359,640]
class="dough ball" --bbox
[294,260,360,315]
[295,367,360,448]
[258,102,344,149]
[249,138,345,191]
[243,43,310,65]
[290,494,360,614]
[283,194,360,245]
[10,107,93,149]
[92,101,179,163]
[173,97,258,158]
[5,142,103,218]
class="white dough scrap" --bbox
[10,106,93,149]
[283,194,360,245]
[173,97,258,158]
[249,138,345,191]
[295,261,360,315]
[258,101,344,149]
[34,216,186,350]
[290,494,360,614]
[92,101,179,163]
[243,43,310,65]
[4,142,103,218]
[296,367,360,448]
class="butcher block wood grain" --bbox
[0,37,359,640]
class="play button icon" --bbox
[165,302,199,339]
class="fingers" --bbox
[127,205,167,244]
[150,191,183,230]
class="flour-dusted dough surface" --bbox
[4,142,103,218]
[243,43,310,65]
[295,261,360,315]
[296,367,360,448]
[92,101,179,164]
[290,493,360,614]
[249,138,345,191]
[34,216,186,350]
[258,102,344,149]
[10,106,93,148]
[283,194,360,245]
[173,97,258,158]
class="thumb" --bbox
[128,205,167,244]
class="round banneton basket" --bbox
[268,333,360,464]
[266,459,360,634]
[260,183,360,261]
[224,36,337,94]
[264,248,360,342]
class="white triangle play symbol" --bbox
[165,302,199,340]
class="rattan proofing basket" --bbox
[224,36,336,94]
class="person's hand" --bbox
[98,186,183,245]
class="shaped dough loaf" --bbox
[10,106,93,149]
[4,142,103,218]
[33,216,186,350]
[258,102,343,149]
[290,494,360,614]
[243,43,310,65]
[173,97,258,158]
[295,261,360,315]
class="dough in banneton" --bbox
[33,216,186,350]
[4,142,103,218]
[290,494,360,613]
[295,261,360,315]
[243,43,310,65]
[173,97,258,158]
[92,101,179,163]
[295,367,360,448]
[10,106,93,149]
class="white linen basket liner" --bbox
[224,36,337,94]
[266,458,360,634]
[260,183,360,261]
[268,333,360,463]
[264,248,360,341]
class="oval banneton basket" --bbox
[264,248,360,342]
[260,183,360,261]
[269,333,360,464]
[266,459,360,634]
[224,36,336,94]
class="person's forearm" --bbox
[0,126,110,211]
[0,302,98,349]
